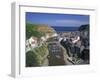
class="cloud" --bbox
[54,19,89,26]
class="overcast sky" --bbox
[26,12,89,27]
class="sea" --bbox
[51,26,79,32]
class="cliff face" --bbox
[79,24,90,64]
[79,24,89,31]
[26,23,57,67]
[59,24,90,64]
[79,24,89,49]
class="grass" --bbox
[26,43,49,67]
[26,23,45,39]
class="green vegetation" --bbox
[35,43,48,56]
[26,23,57,67]
[26,23,56,39]
[26,51,40,67]
[26,43,49,67]
[26,23,45,39]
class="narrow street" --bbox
[47,41,69,66]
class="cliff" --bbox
[26,23,56,39]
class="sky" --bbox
[26,12,89,27]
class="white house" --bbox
[26,33,58,52]
[41,33,58,42]
[26,36,38,52]
[26,40,31,52]
[51,33,58,37]
[59,37,63,42]
[72,36,80,44]
[45,34,49,39]
[41,36,47,42]
[29,36,38,48]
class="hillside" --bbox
[78,24,89,31]
[26,23,57,67]
[26,43,49,67]
[26,23,56,39]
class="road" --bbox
[47,41,74,66]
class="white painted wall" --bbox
[0,0,100,80]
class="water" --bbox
[51,26,79,32]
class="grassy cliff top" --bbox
[26,23,56,39]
